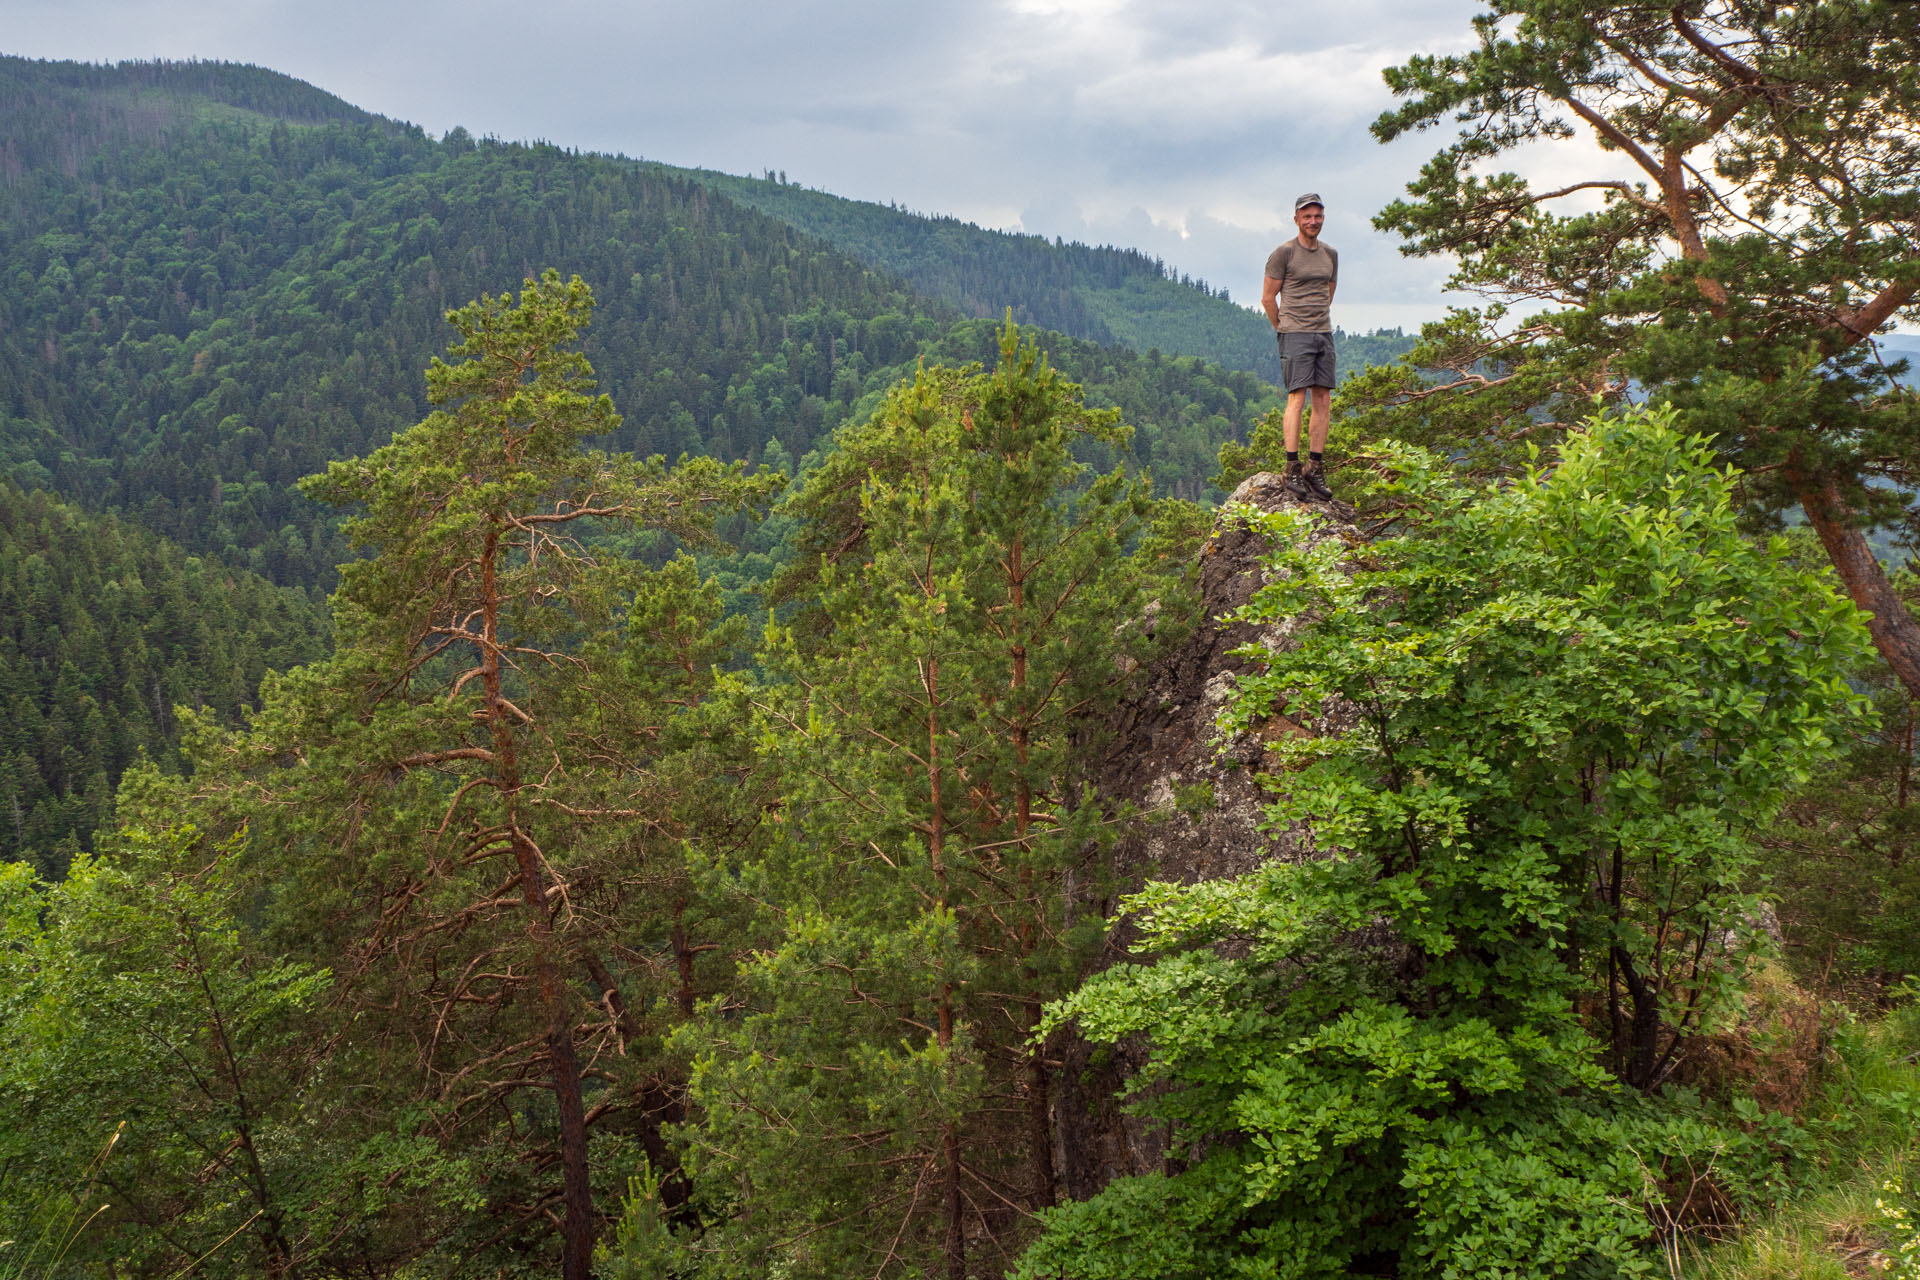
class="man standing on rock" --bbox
[1262,193,1338,502]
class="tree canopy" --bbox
[1339,0,1920,692]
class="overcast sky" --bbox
[7,0,1914,338]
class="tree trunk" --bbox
[1606,841,1629,1080]
[671,899,697,1017]
[194,948,298,1279]
[1792,463,1920,697]
[482,528,596,1280]
[523,888,596,1280]
[1898,701,1913,817]
[1613,948,1663,1090]
[1025,1001,1056,1209]
[942,1003,966,1280]
[583,950,693,1215]
[927,648,965,1280]
[1006,530,1056,1210]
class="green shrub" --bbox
[1018,408,1873,1278]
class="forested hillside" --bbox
[0,55,380,177]
[0,482,326,873]
[0,58,931,584]
[691,168,1415,380]
[0,55,1305,593]
[5,28,1915,1280]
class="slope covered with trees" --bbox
[0,481,326,874]
[1,54,1307,590]
[0,58,936,585]
[5,32,1916,1280]
[689,168,1415,382]
[0,55,381,179]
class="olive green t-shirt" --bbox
[1264,239,1338,333]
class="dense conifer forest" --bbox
[0,481,326,872]
[0,54,1388,589]
[2,19,1918,1280]
[689,169,1414,380]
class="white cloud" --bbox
[1069,41,1399,141]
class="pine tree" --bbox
[676,322,1155,1279]
[1347,0,1920,690]
[121,272,775,1277]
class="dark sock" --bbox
[1309,451,1324,464]
[1286,450,1299,464]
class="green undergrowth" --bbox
[1685,996,1920,1280]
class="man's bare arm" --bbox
[1262,274,1284,330]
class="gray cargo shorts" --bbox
[1277,331,1336,392]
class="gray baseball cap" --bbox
[1294,192,1325,211]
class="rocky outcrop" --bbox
[1055,472,1366,1199]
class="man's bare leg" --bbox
[1308,386,1331,455]
[1281,389,1311,497]
[1301,386,1335,500]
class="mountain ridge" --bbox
[0,54,395,179]
[682,167,1300,377]
[0,53,1312,586]
[2,53,1414,381]
[686,170,1422,383]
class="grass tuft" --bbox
[1684,1003,1920,1280]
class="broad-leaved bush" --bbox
[1017,407,1872,1279]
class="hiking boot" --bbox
[1283,458,1312,501]
[1303,457,1334,502]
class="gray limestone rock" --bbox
[1053,472,1368,1199]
